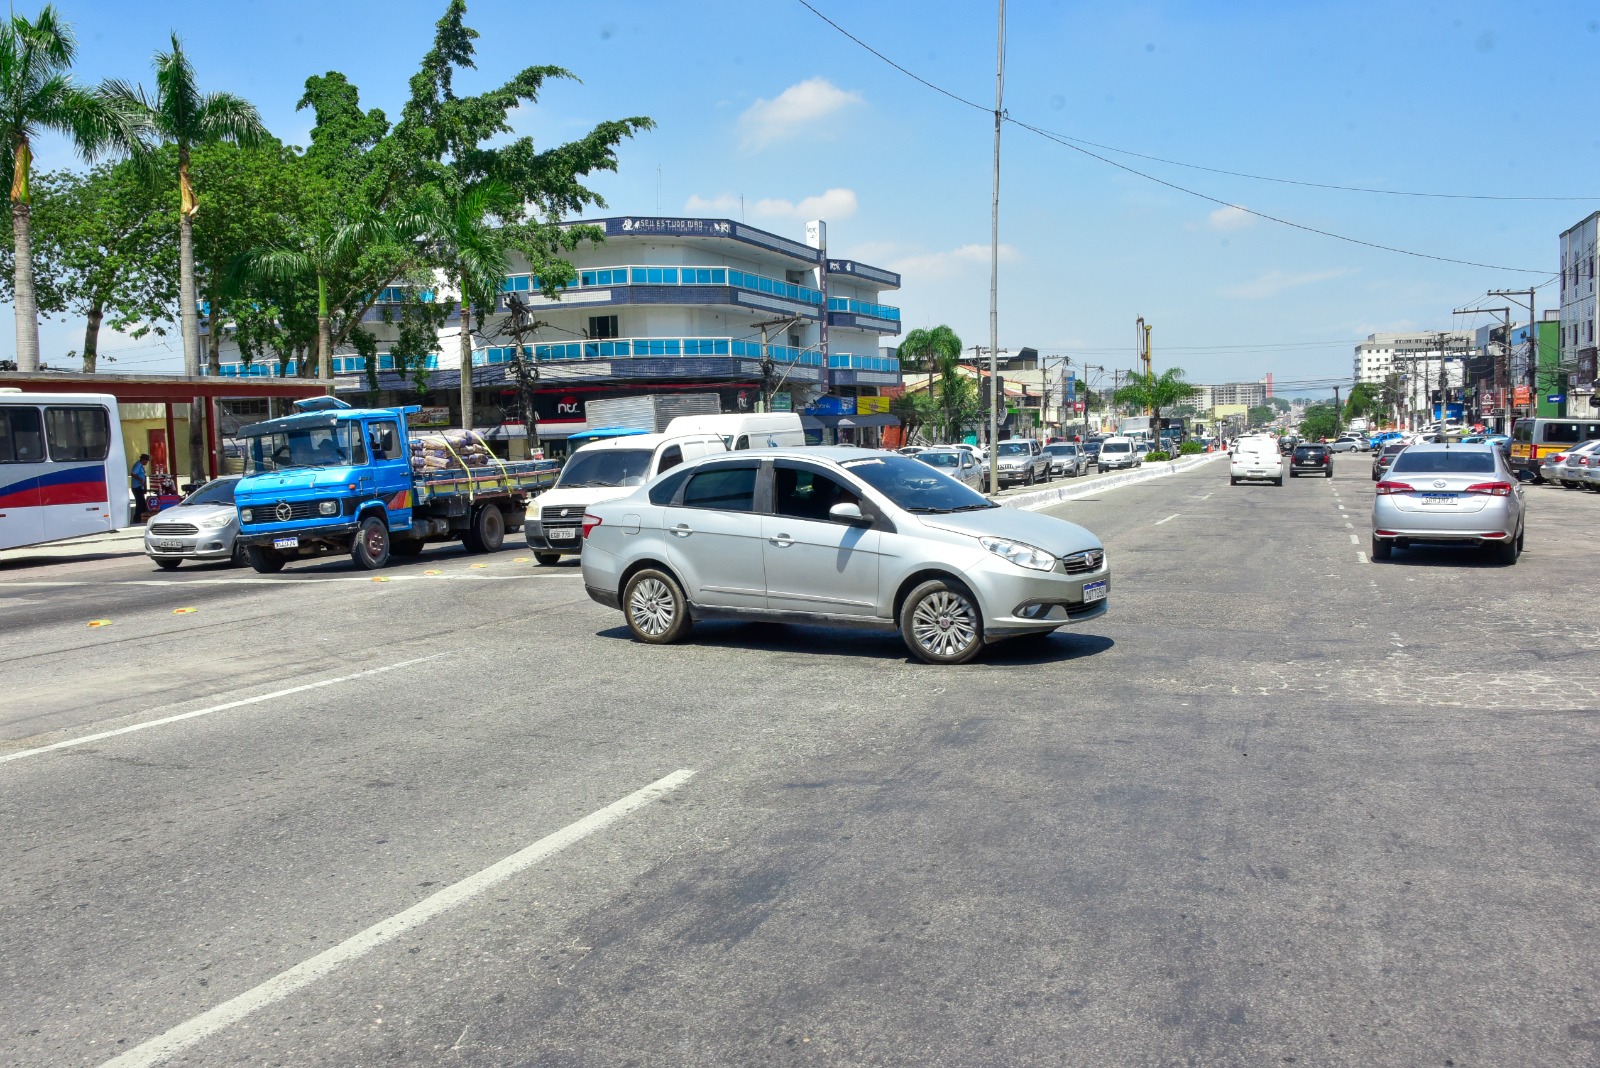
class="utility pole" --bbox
[1333,385,1341,436]
[504,294,542,457]
[751,314,802,414]
[986,0,1006,496]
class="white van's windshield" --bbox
[557,448,653,488]
[1102,441,1131,454]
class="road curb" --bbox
[1002,453,1225,512]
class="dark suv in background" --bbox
[1371,441,1406,481]
[1289,443,1332,478]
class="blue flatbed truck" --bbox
[233,400,557,572]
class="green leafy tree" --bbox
[1343,381,1382,421]
[1246,404,1275,427]
[1,5,145,370]
[1267,396,1291,413]
[0,161,178,371]
[393,0,652,429]
[1299,403,1340,440]
[889,388,938,444]
[897,325,962,374]
[1113,367,1199,438]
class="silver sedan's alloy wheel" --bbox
[910,590,979,660]
[628,577,678,637]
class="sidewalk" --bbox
[2,525,149,566]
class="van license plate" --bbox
[273,536,299,549]
[1083,580,1108,603]
[547,527,577,540]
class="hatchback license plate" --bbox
[547,527,577,540]
[273,536,299,549]
[1421,494,1456,505]
[1083,580,1108,603]
[155,540,183,551]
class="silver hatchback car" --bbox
[144,476,245,570]
[581,448,1110,664]
[1371,443,1525,564]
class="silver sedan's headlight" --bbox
[197,512,233,529]
[979,535,1056,572]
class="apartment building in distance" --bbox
[1352,331,1472,385]
[1559,211,1598,402]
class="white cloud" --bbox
[682,188,858,221]
[1222,268,1356,300]
[1207,205,1255,231]
[889,243,1021,282]
[739,77,863,151]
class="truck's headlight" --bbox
[318,500,338,516]
[239,508,254,523]
[979,536,1056,572]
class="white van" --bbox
[1097,435,1141,472]
[525,432,726,563]
[662,412,806,450]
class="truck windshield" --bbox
[557,448,653,488]
[243,424,365,473]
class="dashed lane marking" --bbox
[1357,551,1369,564]
[0,654,446,765]
[96,769,697,1068]
[1349,534,1359,544]
[1154,513,1181,526]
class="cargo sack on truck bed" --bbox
[409,429,498,473]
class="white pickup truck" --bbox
[525,432,726,564]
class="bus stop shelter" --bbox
[0,372,328,483]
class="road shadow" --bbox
[596,621,1115,666]
[1374,543,1514,569]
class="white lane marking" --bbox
[0,574,579,589]
[1345,522,1354,529]
[1196,493,1213,500]
[1357,551,1369,564]
[1349,534,1359,544]
[0,654,446,765]
[1154,513,1181,526]
[96,769,696,1068]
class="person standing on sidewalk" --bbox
[130,454,150,523]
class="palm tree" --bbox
[1,5,145,371]
[408,180,521,431]
[1113,367,1199,445]
[105,34,265,382]
[898,324,962,373]
[240,212,399,381]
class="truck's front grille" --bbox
[540,504,586,525]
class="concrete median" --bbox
[1001,453,1224,512]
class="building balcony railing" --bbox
[500,264,824,306]
[213,353,442,377]
[513,337,826,366]
[827,352,901,373]
[827,297,901,321]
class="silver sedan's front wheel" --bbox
[623,568,692,645]
[901,579,984,665]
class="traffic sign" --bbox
[1547,394,1565,404]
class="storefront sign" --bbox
[1513,385,1533,406]
[856,395,890,415]
[1547,394,1565,404]
[614,217,732,237]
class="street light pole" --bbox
[987,0,1005,495]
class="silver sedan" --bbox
[143,476,246,569]
[581,447,1109,664]
[915,448,985,490]
[1371,443,1524,565]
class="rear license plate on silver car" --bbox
[1083,580,1108,603]
[1421,494,1457,505]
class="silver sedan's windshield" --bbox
[840,455,996,514]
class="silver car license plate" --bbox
[156,540,183,551]
[273,536,299,549]
[1421,494,1456,505]
[547,527,578,540]
[1083,580,1108,603]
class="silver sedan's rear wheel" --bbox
[901,579,984,665]
[623,568,692,645]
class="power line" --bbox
[794,0,1560,275]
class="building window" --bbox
[588,315,619,340]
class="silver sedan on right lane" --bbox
[1372,442,1525,565]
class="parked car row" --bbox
[1539,438,1600,491]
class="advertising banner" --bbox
[1513,385,1533,406]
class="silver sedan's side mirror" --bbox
[829,502,869,525]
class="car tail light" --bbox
[581,513,602,539]
[1550,454,1567,464]
[1375,481,1414,495]
[1465,482,1514,496]
[1580,457,1591,467]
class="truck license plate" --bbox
[547,527,577,541]
[273,536,299,549]
[1083,580,1108,603]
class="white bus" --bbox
[0,389,130,552]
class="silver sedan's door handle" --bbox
[671,523,693,538]
[769,534,794,547]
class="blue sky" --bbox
[15,0,1599,397]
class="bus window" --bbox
[44,406,111,462]
[1,407,45,463]
[1542,422,1580,445]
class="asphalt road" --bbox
[4,459,1600,1067]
